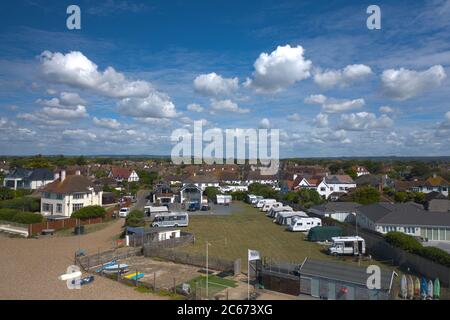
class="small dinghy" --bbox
[124,272,145,281]
[420,277,428,300]
[414,277,421,299]
[95,260,118,273]
[427,280,434,300]
[103,264,129,274]
[407,275,414,299]
[72,275,95,286]
[434,278,440,300]
[400,275,407,299]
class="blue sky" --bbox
[0,0,449,157]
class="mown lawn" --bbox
[175,201,337,268]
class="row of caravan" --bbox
[247,194,322,233]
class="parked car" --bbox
[119,207,130,218]
[188,203,200,211]
[201,204,211,211]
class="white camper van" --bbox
[267,206,293,218]
[256,199,276,208]
[328,236,366,256]
[151,212,189,228]
[261,201,283,212]
[288,217,322,232]
[275,211,308,225]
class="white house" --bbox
[109,167,139,183]
[354,166,370,177]
[40,170,103,218]
[317,175,356,199]
[3,168,54,190]
[183,174,219,191]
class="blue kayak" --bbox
[420,277,428,299]
[72,275,95,286]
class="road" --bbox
[131,189,150,211]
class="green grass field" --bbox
[175,201,341,269]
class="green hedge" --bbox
[0,208,43,224]
[0,197,40,212]
[71,205,106,220]
[125,210,145,227]
[385,232,450,267]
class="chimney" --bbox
[60,170,66,182]
[54,171,60,181]
[75,170,81,176]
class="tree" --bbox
[0,187,15,201]
[125,210,145,227]
[345,168,358,180]
[351,186,380,205]
[283,191,299,204]
[410,163,430,178]
[138,170,158,186]
[203,187,220,202]
[248,183,280,200]
[297,189,324,208]
[394,191,408,203]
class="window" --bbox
[43,192,51,199]
[56,204,62,213]
[42,203,51,212]
[56,194,63,200]
[73,193,84,199]
[72,203,84,212]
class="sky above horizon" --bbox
[0,0,450,157]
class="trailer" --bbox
[216,194,232,205]
[275,211,308,225]
[287,217,322,232]
[261,201,283,212]
[328,236,366,256]
[255,198,276,208]
[267,206,293,218]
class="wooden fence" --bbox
[28,208,115,235]
[77,247,142,271]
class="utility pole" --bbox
[206,241,210,299]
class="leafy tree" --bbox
[248,183,280,200]
[230,191,247,201]
[410,163,430,178]
[138,170,158,186]
[75,155,87,166]
[328,164,341,174]
[125,209,145,227]
[283,191,300,204]
[394,191,408,203]
[351,186,380,205]
[203,187,220,202]
[345,168,358,180]
[297,189,324,208]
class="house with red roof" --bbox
[108,167,139,183]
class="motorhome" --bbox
[151,212,189,228]
[255,198,276,208]
[144,205,169,216]
[261,201,283,212]
[267,206,293,218]
[275,211,308,225]
[288,217,322,232]
[328,236,366,256]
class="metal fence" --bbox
[130,232,194,248]
[77,247,142,271]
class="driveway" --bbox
[132,189,150,211]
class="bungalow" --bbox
[109,167,140,183]
[3,168,54,190]
[308,202,361,223]
[183,174,219,191]
[152,183,176,204]
[40,170,102,217]
[355,174,394,192]
[354,166,370,177]
[356,203,450,241]
[244,171,278,186]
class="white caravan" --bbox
[275,211,308,225]
[328,236,366,256]
[255,199,276,208]
[267,206,293,218]
[216,194,232,205]
[288,217,322,232]
[261,201,283,212]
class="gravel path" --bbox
[0,219,166,300]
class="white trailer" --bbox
[261,201,283,212]
[216,194,232,205]
[287,217,322,232]
[275,211,308,225]
[144,205,169,216]
[328,236,366,256]
[267,206,293,218]
[255,198,276,208]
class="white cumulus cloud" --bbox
[93,117,121,129]
[187,103,204,113]
[381,65,446,100]
[210,99,249,114]
[117,92,178,118]
[339,112,394,131]
[314,64,373,89]
[193,73,238,97]
[245,45,312,93]
[287,113,301,121]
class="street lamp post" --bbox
[206,241,210,299]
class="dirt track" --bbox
[0,219,166,300]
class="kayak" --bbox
[124,272,145,280]
[72,275,95,286]
[420,277,428,300]
[95,260,118,273]
[103,264,129,274]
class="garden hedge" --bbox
[71,205,106,220]
[0,208,43,224]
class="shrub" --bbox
[0,187,15,201]
[71,205,106,220]
[230,191,247,201]
[0,208,43,224]
[203,187,220,202]
[351,186,380,205]
[385,232,422,252]
[0,197,40,212]
[125,209,145,227]
[417,247,450,267]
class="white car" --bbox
[119,207,130,218]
